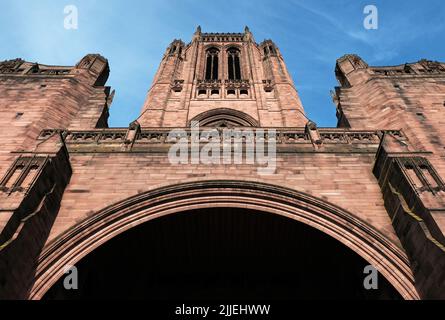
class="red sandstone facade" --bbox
[0,27,444,299]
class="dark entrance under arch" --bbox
[43,207,402,300]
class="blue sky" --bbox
[1,0,444,127]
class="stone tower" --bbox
[138,26,307,127]
[0,28,444,301]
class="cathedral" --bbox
[0,27,444,300]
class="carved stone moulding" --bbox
[225,79,250,89]
[197,79,221,89]
[0,155,49,194]
[262,79,274,92]
[201,33,244,42]
[0,58,25,74]
[171,79,184,92]
[396,157,445,195]
[418,59,445,73]
[36,128,396,151]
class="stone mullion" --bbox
[0,157,23,187]
[12,155,36,191]
[221,48,227,95]
[235,55,238,80]
[24,157,49,196]
[220,49,225,81]
[415,158,445,193]
[209,54,213,80]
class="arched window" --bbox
[227,48,241,80]
[205,48,219,80]
[263,44,277,56]
[189,108,259,127]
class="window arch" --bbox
[205,48,219,80]
[263,44,277,56]
[227,48,241,80]
[189,108,259,127]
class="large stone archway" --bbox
[30,180,419,299]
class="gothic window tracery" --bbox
[227,48,241,80]
[205,48,219,80]
[269,46,276,55]
[0,156,47,193]
[189,108,259,128]
[262,43,277,57]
